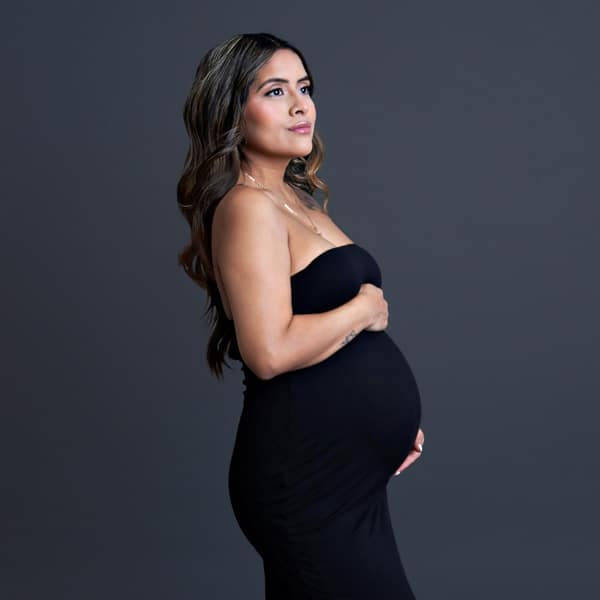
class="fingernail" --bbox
[417,443,423,452]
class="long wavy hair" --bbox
[177,32,330,380]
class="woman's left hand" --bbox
[394,428,425,476]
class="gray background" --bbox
[2,1,599,598]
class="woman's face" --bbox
[241,49,316,160]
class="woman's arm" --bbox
[212,186,371,380]
[272,297,369,377]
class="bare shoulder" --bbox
[214,184,282,226]
[212,185,290,276]
[213,185,287,234]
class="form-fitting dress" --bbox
[227,243,422,599]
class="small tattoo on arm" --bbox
[341,330,358,346]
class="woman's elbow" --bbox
[241,343,281,381]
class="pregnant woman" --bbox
[177,32,426,599]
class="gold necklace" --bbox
[242,171,323,237]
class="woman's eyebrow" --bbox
[256,75,310,91]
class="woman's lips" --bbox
[288,124,312,134]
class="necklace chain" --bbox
[242,172,323,237]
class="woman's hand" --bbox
[394,428,425,476]
[356,283,389,332]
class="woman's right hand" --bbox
[357,283,389,331]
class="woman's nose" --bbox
[290,91,311,112]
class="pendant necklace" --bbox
[242,171,323,237]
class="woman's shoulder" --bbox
[217,184,281,220]
[213,184,287,241]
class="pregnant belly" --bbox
[287,329,422,474]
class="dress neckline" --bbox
[290,243,357,280]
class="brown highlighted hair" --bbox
[176,32,329,379]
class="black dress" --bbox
[228,243,422,599]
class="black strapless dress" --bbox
[228,243,422,599]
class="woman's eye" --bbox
[265,85,313,97]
